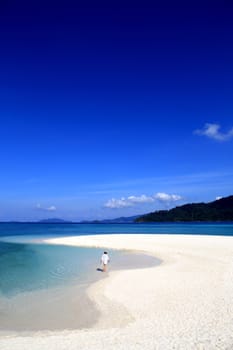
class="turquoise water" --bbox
[0,242,109,297]
[0,222,232,331]
[0,223,232,296]
[0,240,157,299]
[0,224,162,331]
[0,223,232,297]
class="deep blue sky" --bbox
[0,0,233,221]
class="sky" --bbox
[0,0,233,221]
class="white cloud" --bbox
[216,196,222,200]
[104,192,182,209]
[104,198,134,208]
[36,204,57,211]
[154,192,182,201]
[128,195,155,203]
[194,123,233,141]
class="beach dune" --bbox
[0,234,233,350]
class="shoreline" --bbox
[0,234,233,349]
[0,241,159,335]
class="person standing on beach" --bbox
[101,251,110,272]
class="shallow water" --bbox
[2,220,230,333]
[0,239,159,332]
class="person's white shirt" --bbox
[101,253,110,265]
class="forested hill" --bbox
[135,196,233,222]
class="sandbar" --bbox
[0,234,233,350]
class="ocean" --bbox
[1,222,233,238]
[0,222,232,332]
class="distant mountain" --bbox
[38,216,139,224]
[38,218,73,223]
[101,215,140,223]
[80,215,139,224]
[136,195,233,222]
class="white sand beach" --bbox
[0,234,233,350]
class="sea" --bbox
[0,222,232,332]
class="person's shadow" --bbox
[96,268,103,272]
